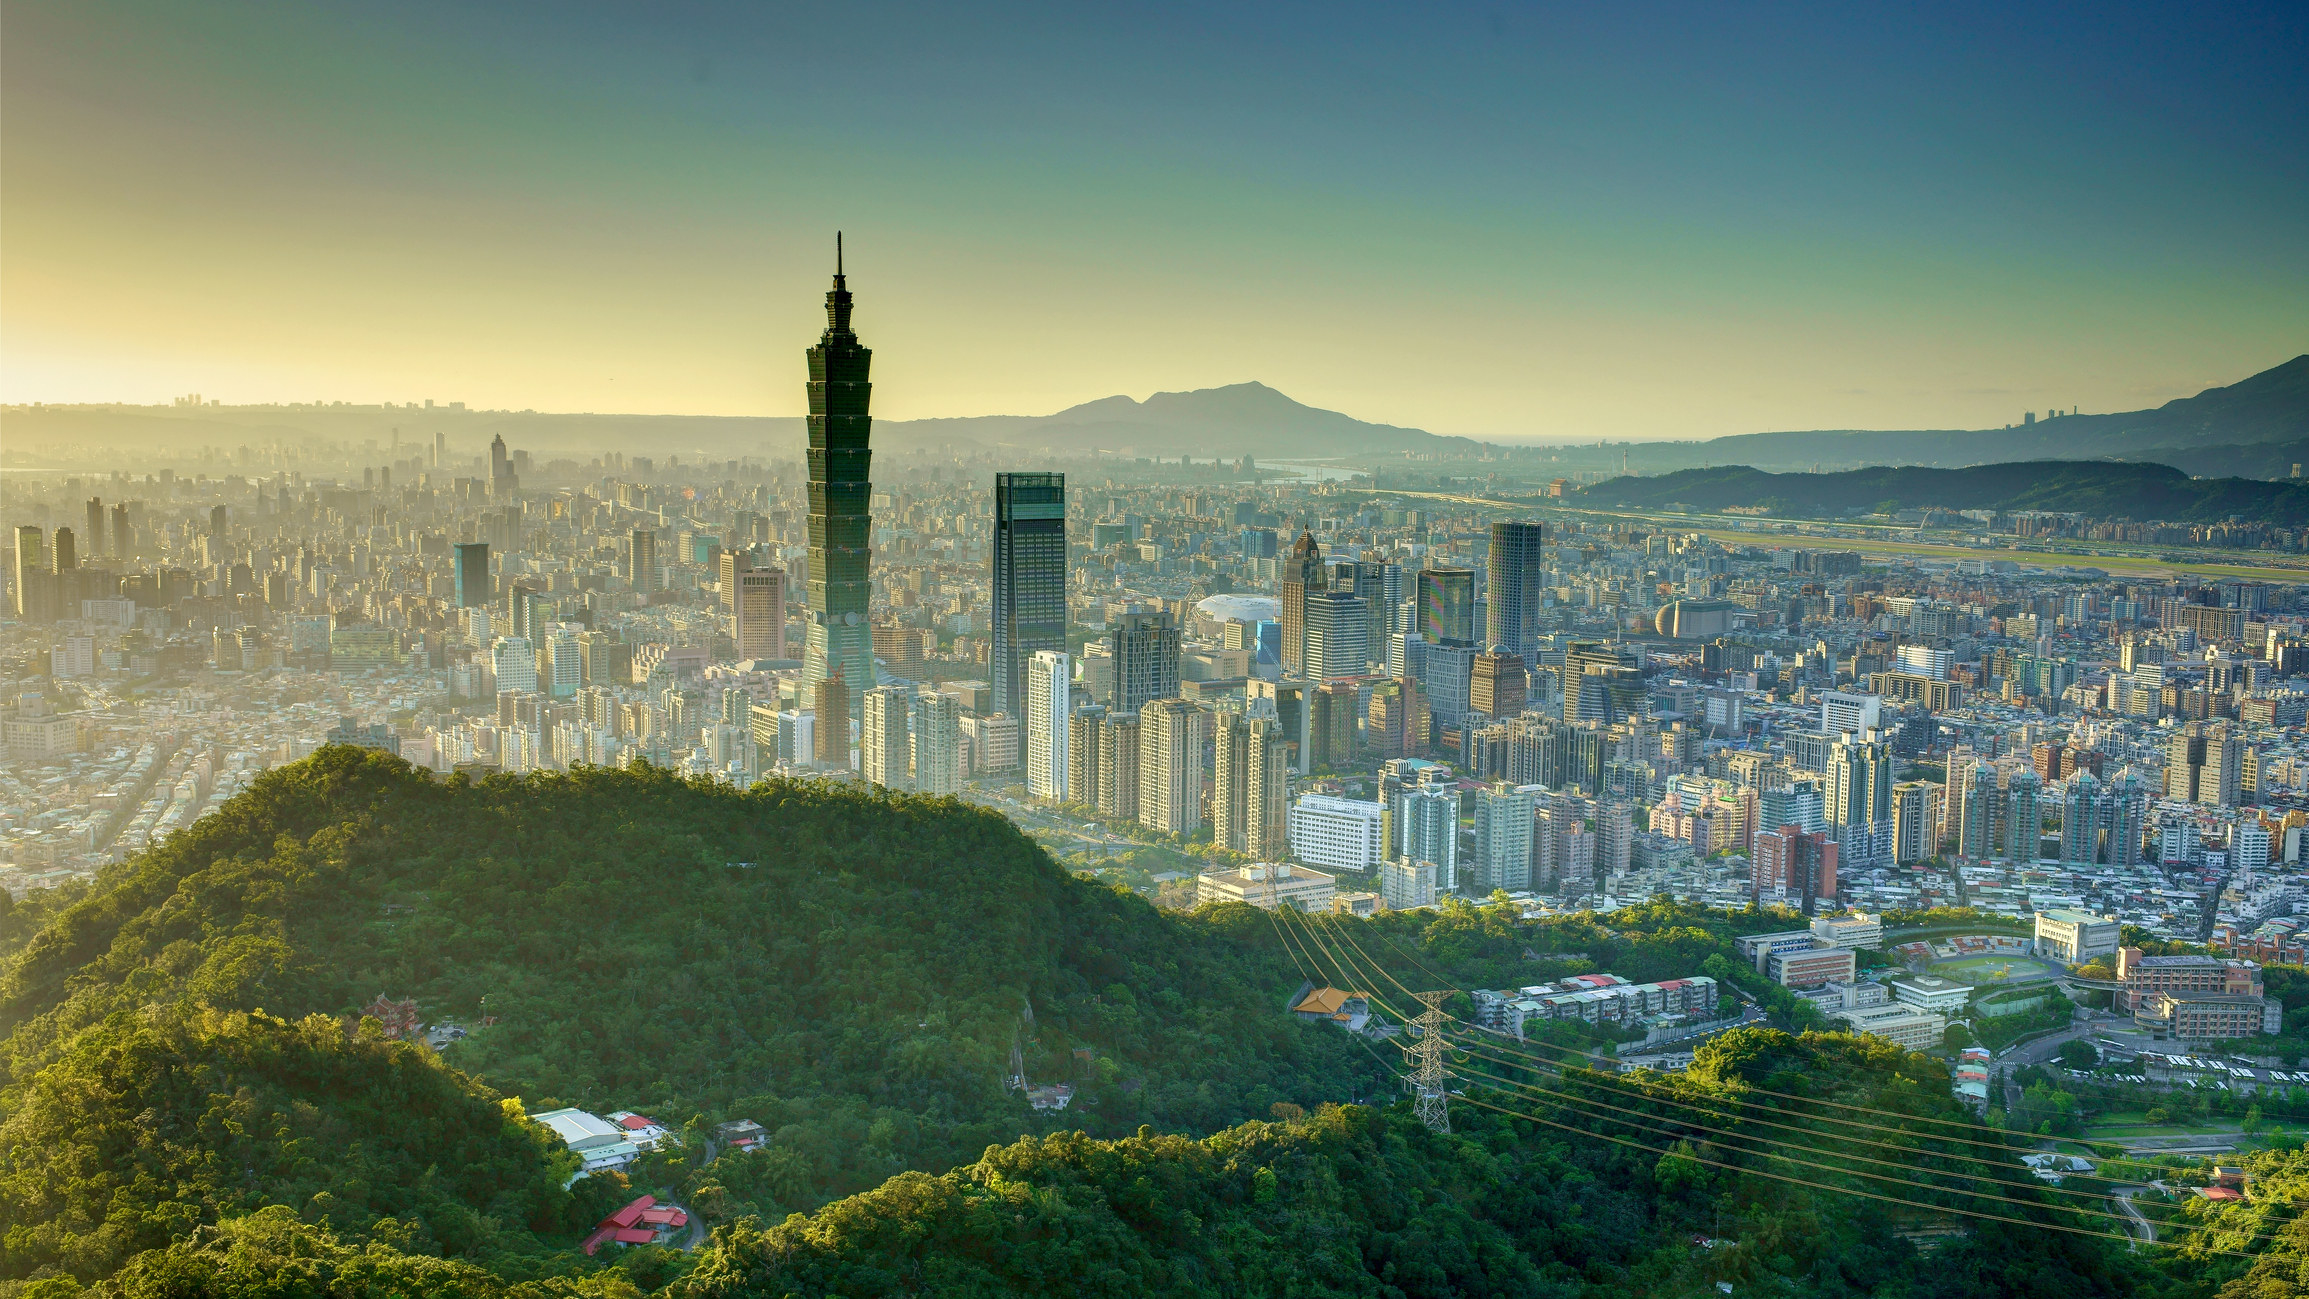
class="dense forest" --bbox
[6,748,2309,1296]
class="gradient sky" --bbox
[3,1,2303,441]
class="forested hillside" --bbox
[7,748,2309,1297]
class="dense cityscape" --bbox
[8,267,2308,1045]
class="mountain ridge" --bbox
[1580,459,2309,524]
[4,357,2302,472]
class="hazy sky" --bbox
[3,1,2303,441]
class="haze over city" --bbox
[4,0,2304,440]
[6,5,2309,1299]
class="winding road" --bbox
[2111,1186,2156,1248]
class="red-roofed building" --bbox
[580,1195,688,1255]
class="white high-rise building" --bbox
[1400,788,1460,892]
[490,637,537,695]
[1287,793,1386,872]
[861,685,912,791]
[1381,858,1439,910]
[1819,690,1881,736]
[1471,782,1534,894]
[910,690,962,796]
[1025,650,1070,802]
[540,628,582,698]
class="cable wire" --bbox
[1287,907,2264,1241]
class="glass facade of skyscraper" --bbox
[992,472,1067,719]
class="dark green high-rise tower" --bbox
[803,236,875,717]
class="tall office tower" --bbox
[1470,648,1526,720]
[539,629,582,698]
[490,636,538,695]
[1568,665,1643,726]
[1332,560,1391,672]
[1213,704,1289,857]
[2107,768,2148,866]
[110,503,130,559]
[911,690,962,796]
[1368,678,1430,759]
[489,433,518,495]
[1956,763,1998,858]
[813,672,850,768]
[1760,779,1826,837]
[50,527,76,575]
[433,430,447,467]
[1892,781,1933,863]
[1308,680,1359,769]
[1106,609,1180,713]
[1138,698,1209,833]
[85,498,104,558]
[12,527,54,622]
[861,685,912,791]
[578,632,632,686]
[2004,769,2044,862]
[2200,725,2243,808]
[210,504,229,538]
[723,550,788,662]
[1471,782,1535,894]
[1097,712,1141,820]
[1400,788,1459,891]
[1249,678,1308,773]
[992,473,1068,719]
[1824,729,1892,830]
[502,584,540,645]
[626,528,659,595]
[1302,590,1368,681]
[1070,705,1106,809]
[1596,799,1635,874]
[1418,567,1477,646]
[1279,530,1326,676]
[802,244,877,718]
[454,542,491,608]
[1486,521,1545,663]
[2060,769,2104,864]
[1024,649,1071,802]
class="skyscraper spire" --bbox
[802,236,875,719]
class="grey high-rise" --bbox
[992,472,1067,719]
[1106,609,1180,714]
[804,237,877,716]
[1486,521,1544,663]
[454,542,490,608]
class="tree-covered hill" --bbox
[0,749,1387,1257]
[53,1030,2154,1299]
[0,1006,597,1285]
[15,748,2309,1297]
[1578,459,2309,524]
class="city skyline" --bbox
[4,2,2304,440]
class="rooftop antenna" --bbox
[837,231,844,276]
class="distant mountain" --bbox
[1582,459,2309,524]
[0,382,1467,465]
[1625,355,2309,475]
[885,381,1471,458]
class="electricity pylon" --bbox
[1407,990,1452,1134]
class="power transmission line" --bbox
[1283,907,2268,1245]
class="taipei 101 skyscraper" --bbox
[802,235,875,718]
